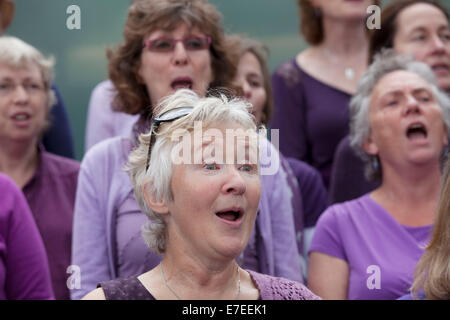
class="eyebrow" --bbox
[380,87,433,99]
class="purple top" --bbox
[98,269,321,300]
[310,194,432,300]
[84,80,139,152]
[271,59,352,189]
[328,135,380,205]
[71,134,302,300]
[0,173,54,300]
[23,147,80,300]
[285,157,327,228]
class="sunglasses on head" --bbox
[143,36,212,53]
[145,106,194,171]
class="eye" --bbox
[184,37,206,50]
[203,163,219,170]
[386,100,398,107]
[239,164,256,172]
[249,79,262,88]
[150,39,173,51]
[440,32,450,42]
[412,33,426,41]
[0,83,13,91]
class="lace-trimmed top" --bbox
[98,270,321,300]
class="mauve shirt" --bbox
[271,59,352,189]
[310,194,432,300]
[22,147,80,300]
[0,174,54,300]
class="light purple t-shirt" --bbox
[85,80,139,152]
[309,194,432,300]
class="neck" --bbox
[0,138,38,187]
[373,161,442,226]
[319,17,368,57]
[161,242,240,300]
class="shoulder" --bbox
[41,151,80,177]
[286,157,321,182]
[247,270,321,300]
[91,79,116,99]
[97,276,154,300]
[0,173,25,217]
[81,136,132,169]
[272,59,302,88]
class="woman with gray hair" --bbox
[82,89,319,300]
[308,50,450,300]
[0,36,80,299]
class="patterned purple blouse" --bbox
[98,270,321,300]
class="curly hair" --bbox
[107,0,236,116]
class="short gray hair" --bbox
[126,89,261,254]
[350,49,450,181]
[0,36,56,134]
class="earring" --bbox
[371,156,380,171]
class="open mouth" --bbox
[11,113,31,121]
[215,208,243,222]
[432,63,450,75]
[406,122,428,140]
[171,78,193,90]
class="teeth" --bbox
[13,114,29,120]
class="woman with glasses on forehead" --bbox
[83,89,320,300]
[0,36,80,300]
[72,0,302,300]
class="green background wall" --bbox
[7,0,305,160]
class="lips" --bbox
[171,77,193,90]
[215,207,244,223]
[406,121,428,140]
[431,63,450,76]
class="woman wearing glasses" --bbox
[0,36,80,299]
[71,0,302,300]
[83,90,320,300]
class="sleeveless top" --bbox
[98,270,321,300]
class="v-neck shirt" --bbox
[309,194,432,300]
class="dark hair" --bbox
[297,0,381,45]
[369,0,449,64]
[107,0,236,115]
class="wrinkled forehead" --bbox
[371,70,433,102]
[170,124,260,165]
[396,3,449,33]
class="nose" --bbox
[172,42,189,66]
[242,81,252,100]
[403,94,421,116]
[12,85,30,104]
[222,166,247,196]
[430,34,446,54]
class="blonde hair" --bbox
[126,89,262,253]
[411,157,450,299]
[0,36,56,113]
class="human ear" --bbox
[142,183,169,214]
[362,134,379,156]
